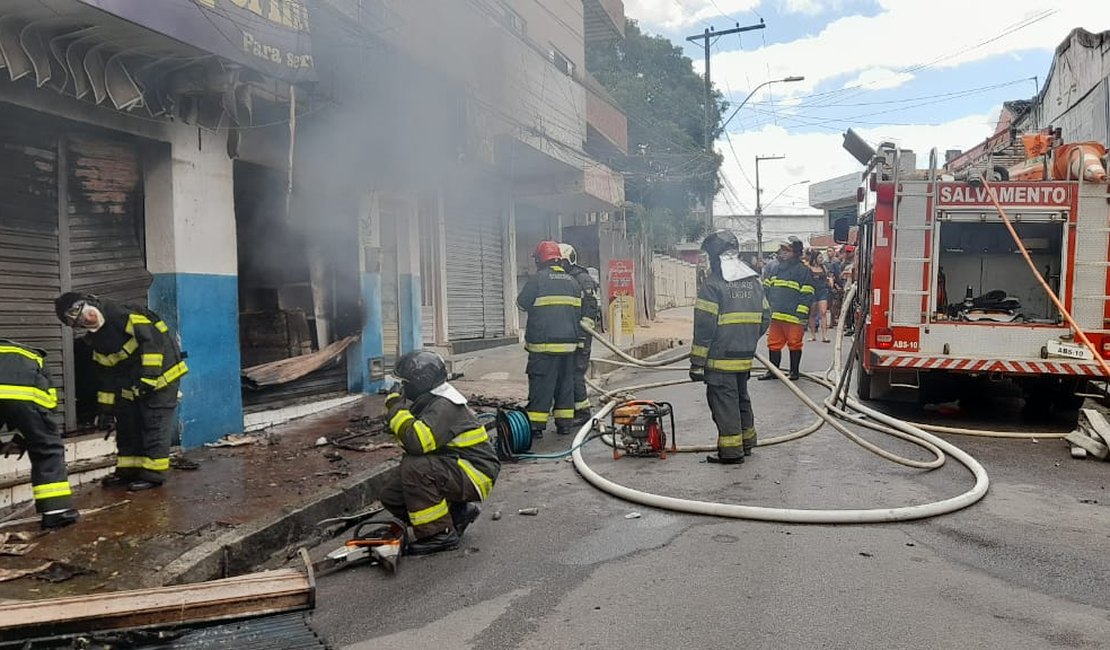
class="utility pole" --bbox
[686,20,765,233]
[754,154,784,258]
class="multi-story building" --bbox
[0,0,627,456]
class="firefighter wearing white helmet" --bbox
[557,243,600,424]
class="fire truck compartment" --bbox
[933,220,1064,324]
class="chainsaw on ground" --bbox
[313,506,408,575]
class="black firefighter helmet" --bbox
[701,229,739,260]
[394,350,449,400]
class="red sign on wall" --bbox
[608,259,635,300]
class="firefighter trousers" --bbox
[705,370,754,461]
[380,454,483,539]
[573,339,592,420]
[115,386,178,484]
[525,352,577,433]
[0,401,73,513]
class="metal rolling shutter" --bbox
[67,136,150,305]
[446,210,504,340]
[0,132,64,410]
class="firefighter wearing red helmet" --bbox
[516,241,584,437]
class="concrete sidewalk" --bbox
[0,308,693,602]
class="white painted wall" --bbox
[652,254,697,310]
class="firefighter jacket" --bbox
[692,274,771,373]
[763,258,815,326]
[387,391,501,501]
[83,300,188,410]
[0,340,57,411]
[567,264,601,332]
[516,264,583,354]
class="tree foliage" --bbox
[587,20,727,249]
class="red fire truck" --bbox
[852,145,1109,412]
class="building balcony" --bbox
[584,0,625,43]
[514,161,624,212]
[583,72,628,157]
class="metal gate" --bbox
[379,196,402,366]
[446,208,504,340]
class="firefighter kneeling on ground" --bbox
[54,293,187,491]
[558,243,600,426]
[0,340,79,529]
[758,237,815,382]
[517,241,583,437]
[381,350,501,556]
[690,231,771,465]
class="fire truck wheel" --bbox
[856,354,872,401]
[1053,379,1087,411]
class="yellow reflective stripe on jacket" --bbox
[527,411,548,423]
[797,305,810,315]
[525,342,577,353]
[553,408,575,419]
[0,345,44,367]
[93,337,139,367]
[717,312,763,325]
[771,312,802,324]
[124,313,153,335]
[410,499,449,526]
[534,295,582,308]
[695,298,719,315]
[718,434,743,448]
[0,385,58,409]
[457,459,493,500]
[800,285,815,295]
[390,409,415,433]
[707,359,753,372]
[142,353,164,367]
[33,481,72,501]
[155,321,169,333]
[767,278,801,291]
[142,361,189,391]
[691,345,709,359]
[97,391,116,406]
[448,426,489,448]
[413,420,437,453]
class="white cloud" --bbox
[624,0,761,30]
[714,111,996,217]
[781,0,839,16]
[706,2,1110,98]
[845,68,914,90]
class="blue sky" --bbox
[623,1,1110,215]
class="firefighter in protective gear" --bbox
[517,241,583,437]
[0,340,79,529]
[690,231,771,464]
[558,243,600,424]
[758,237,815,381]
[381,350,500,556]
[54,293,188,491]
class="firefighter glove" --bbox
[385,391,403,410]
[95,413,117,436]
[1,432,26,460]
[688,367,705,383]
[579,317,595,331]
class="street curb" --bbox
[158,460,400,586]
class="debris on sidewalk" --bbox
[518,508,539,516]
[0,500,130,531]
[0,563,51,583]
[624,512,642,519]
[32,561,95,583]
[0,541,36,557]
[204,433,262,448]
[170,455,201,470]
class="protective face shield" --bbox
[719,250,758,282]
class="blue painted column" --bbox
[348,192,385,393]
[397,207,422,355]
[144,129,243,447]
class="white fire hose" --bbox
[571,290,990,523]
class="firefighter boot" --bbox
[758,350,782,381]
[789,350,803,381]
[706,454,744,465]
[41,508,80,530]
[743,428,757,456]
[407,529,461,556]
[450,502,481,538]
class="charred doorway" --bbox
[234,162,360,410]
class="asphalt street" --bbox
[307,339,1110,649]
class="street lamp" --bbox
[721,75,805,132]
[766,179,811,211]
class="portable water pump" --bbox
[607,400,676,460]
